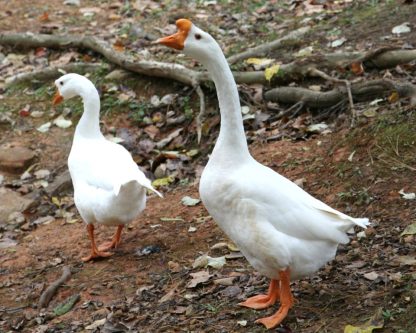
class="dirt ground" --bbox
[1,1,416,332]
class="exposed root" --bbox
[38,266,72,309]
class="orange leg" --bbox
[239,279,280,309]
[256,269,294,329]
[82,224,113,262]
[98,225,124,252]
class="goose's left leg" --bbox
[239,279,280,309]
[98,225,124,251]
[256,269,294,329]
[82,224,112,262]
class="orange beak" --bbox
[52,90,64,105]
[156,18,192,50]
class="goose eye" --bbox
[59,81,64,86]
[195,33,202,40]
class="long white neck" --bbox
[197,45,250,162]
[75,86,103,140]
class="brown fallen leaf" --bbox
[113,40,125,52]
[159,285,178,304]
[388,91,399,103]
[213,277,236,286]
[39,12,49,22]
[363,271,379,281]
[186,270,212,288]
[351,62,364,75]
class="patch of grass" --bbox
[128,101,151,123]
[337,187,373,206]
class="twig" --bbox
[195,85,205,144]
[308,68,356,125]
[226,26,310,64]
[275,101,305,121]
[265,79,416,110]
[38,266,72,309]
[5,63,109,87]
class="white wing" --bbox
[231,161,369,244]
[69,138,161,197]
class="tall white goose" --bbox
[53,73,162,262]
[157,19,369,329]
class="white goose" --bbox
[157,19,369,329]
[53,73,162,262]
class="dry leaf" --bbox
[264,64,280,82]
[186,270,212,288]
[85,318,106,330]
[344,308,384,333]
[398,189,415,200]
[192,254,226,269]
[388,91,399,103]
[351,62,364,75]
[181,196,201,206]
[113,40,125,52]
[400,223,416,236]
[39,12,49,22]
[363,271,379,281]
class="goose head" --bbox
[156,19,222,66]
[53,73,95,105]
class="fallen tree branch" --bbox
[38,266,72,309]
[195,85,205,144]
[1,33,415,89]
[5,63,109,87]
[0,33,203,86]
[226,26,310,65]
[264,79,416,109]
[308,68,356,126]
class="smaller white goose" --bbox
[157,19,369,329]
[53,73,162,262]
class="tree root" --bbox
[1,32,415,132]
[226,26,310,64]
[264,79,416,111]
[1,33,415,88]
[5,63,109,87]
[38,266,72,309]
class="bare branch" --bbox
[5,63,109,87]
[226,27,310,65]
[38,266,72,309]
[264,79,416,110]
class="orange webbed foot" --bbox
[82,224,114,262]
[98,225,123,252]
[82,249,113,262]
[239,279,280,310]
[254,269,294,330]
[255,304,291,329]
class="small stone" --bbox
[160,94,176,105]
[0,147,35,173]
[104,69,131,81]
[403,235,414,243]
[63,0,80,5]
[7,211,26,226]
[34,169,50,179]
[33,216,55,225]
[356,231,366,239]
[294,178,305,188]
[221,285,242,298]
[0,188,34,224]
[0,238,17,249]
[150,95,161,107]
[213,277,236,286]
